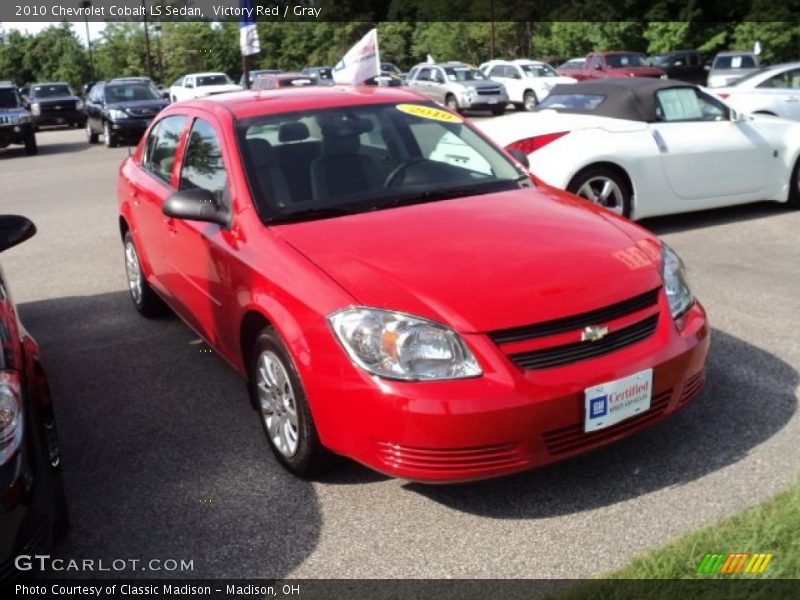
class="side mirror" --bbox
[162,188,229,227]
[0,215,36,253]
[161,90,170,100]
[508,148,530,169]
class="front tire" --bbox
[788,158,800,209]
[103,121,117,148]
[24,130,38,155]
[445,94,460,113]
[522,90,538,111]
[567,166,632,218]
[491,106,506,116]
[123,231,167,317]
[249,328,331,478]
[86,121,98,144]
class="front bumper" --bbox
[304,297,710,482]
[33,110,85,127]
[107,118,153,142]
[462,94,509,110]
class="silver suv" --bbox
[406,62,509,115]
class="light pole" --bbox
[154,24,163,83]
[79,1,94,80]
[141,0,152,80]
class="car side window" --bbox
[591,55,604,68]
[179,118,228,204]
[416,68,430,82]
[759,68,800,90]
[89,85,103,103]
[142,115,187,184]
[489,65,503,78]
[655,88,728,122]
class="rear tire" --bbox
[86,121,98,144]
[249,328,332,478]
[24,131,38,155]
[123,231,167,317]
[567,166,632,218]
[788,158,800,209]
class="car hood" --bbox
[460,80,505,91]
[107,99,168,113]
[32,95,79,104]
[273,189,662,333]
[607,67,665,77]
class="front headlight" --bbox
[661,244,693,319]
[108,109,128,120]
[17,113,31,124]
[31,102,40,116]
[0,372,23,465]
[329,307,482,381]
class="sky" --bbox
[5,21,109,44]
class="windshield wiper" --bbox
[268,205,359,225]
[375,184,506,211]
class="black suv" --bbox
[28,82,85,129]
[649,50,707,85]
[0,82,37,155]
[84,79,168,148]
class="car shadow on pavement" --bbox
[0,141,90,159]
[639,201,791,235]
[19,291,321,579]
[405,328,797,517]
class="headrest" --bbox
[246,137,276,166]
[319,117,373,138]
[278,121,310,142]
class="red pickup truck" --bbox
[558,52,665,81]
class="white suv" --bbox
[479,59,577,111]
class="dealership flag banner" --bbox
[333,28,380,85]
[239,0,260,56]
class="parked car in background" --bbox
[363,72,404,87]
[252,73,317,91]
[240,69,283,88]
[648,50,707,84]
[168,73,241,103]
[711,62,800,120]
[0,82,37,155]
[28,82,85,129]
[557,57,585,72]
[301,66,335,86]
[406,61,509,115]
[477,78,800,219]
[381,62,406,80]
[480,59,577,110]
[0,215,69,576]
[558,52,666,81]
[117,86,709,482]
[707,51,760,88]
[112,76,169,99]
[85,79,169,147]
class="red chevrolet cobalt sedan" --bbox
[117,86,709,482]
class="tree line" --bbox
[1,20,798,91]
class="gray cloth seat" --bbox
[310,121,382,201]
[246,138,292,207]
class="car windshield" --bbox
[196,74,232,86]
[105,83,161,102]
[538,93,606,110]
[381,63,401,74]
[713,55,757,70]
[238,102,528,224]
[560,60,583,69]
[311,68,333,80]
[605,54,646,68]
[650,55,672,67]
[31,84,72,98]
[444,67,486,81]
[0,88,21,108]
[520,63,559,78]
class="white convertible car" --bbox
[169,72,241,103]
[711,62,800,121]
[477,78,800,219]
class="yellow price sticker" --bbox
[395,103,463,123]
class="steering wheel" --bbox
[383,158,429,188]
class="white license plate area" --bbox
[487,97,498,104]
[584,368,653,432]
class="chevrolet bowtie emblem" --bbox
[581,325,609,342]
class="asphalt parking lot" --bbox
[1,127,798,578]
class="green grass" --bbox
[554,481,800,600]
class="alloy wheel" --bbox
[256,350,300,457]
[575,176,625,215]
[523,91,537,111]
[124,240,143,305]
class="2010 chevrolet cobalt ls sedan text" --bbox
[117,86,709,482]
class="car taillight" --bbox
[0,371,23,465]
[506,131,569,155]
[717,93,730,100]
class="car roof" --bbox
[176,86,431,120]
[715,51,756,57]
[537,78,695,122]
[189,72,228,77]
[33,82,70,86]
